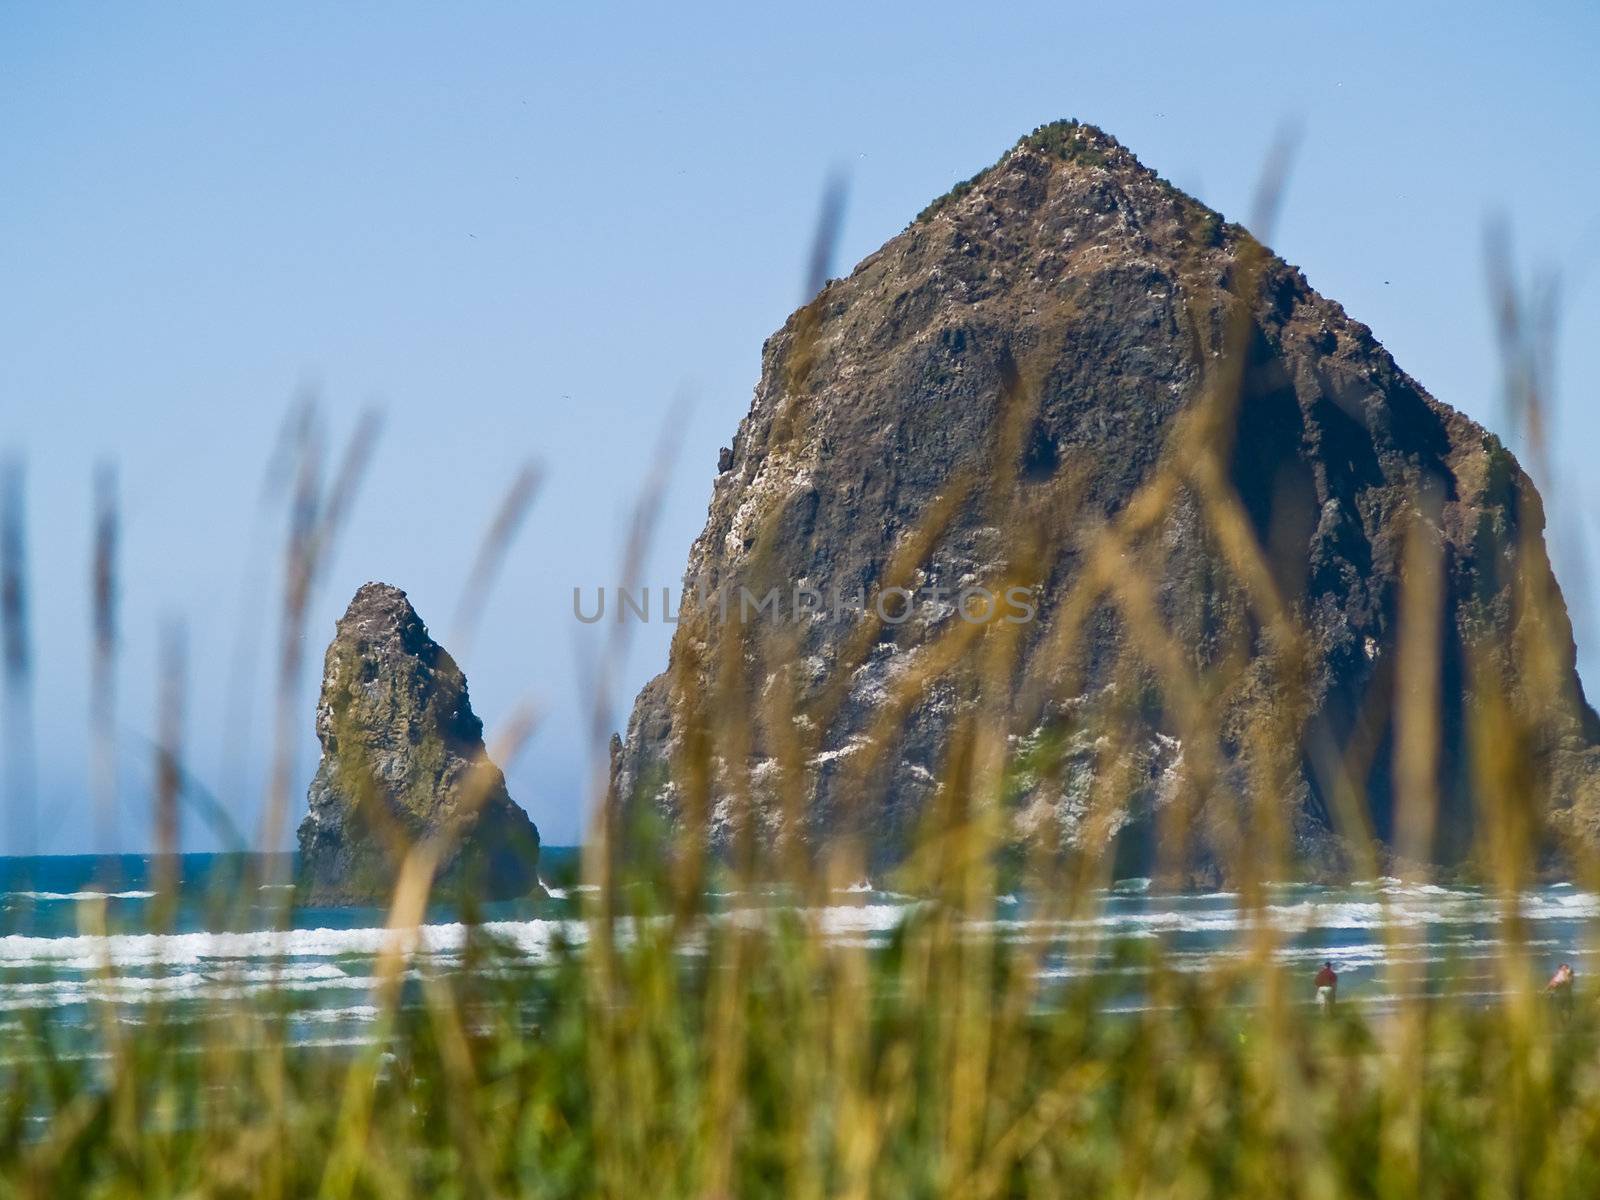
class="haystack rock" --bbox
[614,120,1600,879]
[296,582,542,904]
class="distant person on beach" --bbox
[1315,961,1338,1013]
[1547,962,1575,1019]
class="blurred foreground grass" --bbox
[6,899,1600,1198]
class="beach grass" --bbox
[5,899,1600,1198]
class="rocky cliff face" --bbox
[615,121,1600,880]
[297,582,541,904]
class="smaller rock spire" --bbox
[296,582,542,905]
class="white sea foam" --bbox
[814,904,920,934]
[292,1004,381,1024]
[720,903,914,938]
[4,890,157,902]
[0,971,214,1010]
[1,884,1593,1021]
[976,888,1600,939]
[0,917,583,971]
[209,962,350,984]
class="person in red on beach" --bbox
[1547,962,1575,1019]
[1314,961,1338,1013]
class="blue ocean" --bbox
[2,853,1593,1044]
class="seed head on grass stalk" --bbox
[1,458,35,875]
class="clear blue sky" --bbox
[2,2,1598,853]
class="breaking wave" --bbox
[4,890,157,902]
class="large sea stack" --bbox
[297,582,542,904]
[614,121,1600,880]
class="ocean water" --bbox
[2,853,1595,1045]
